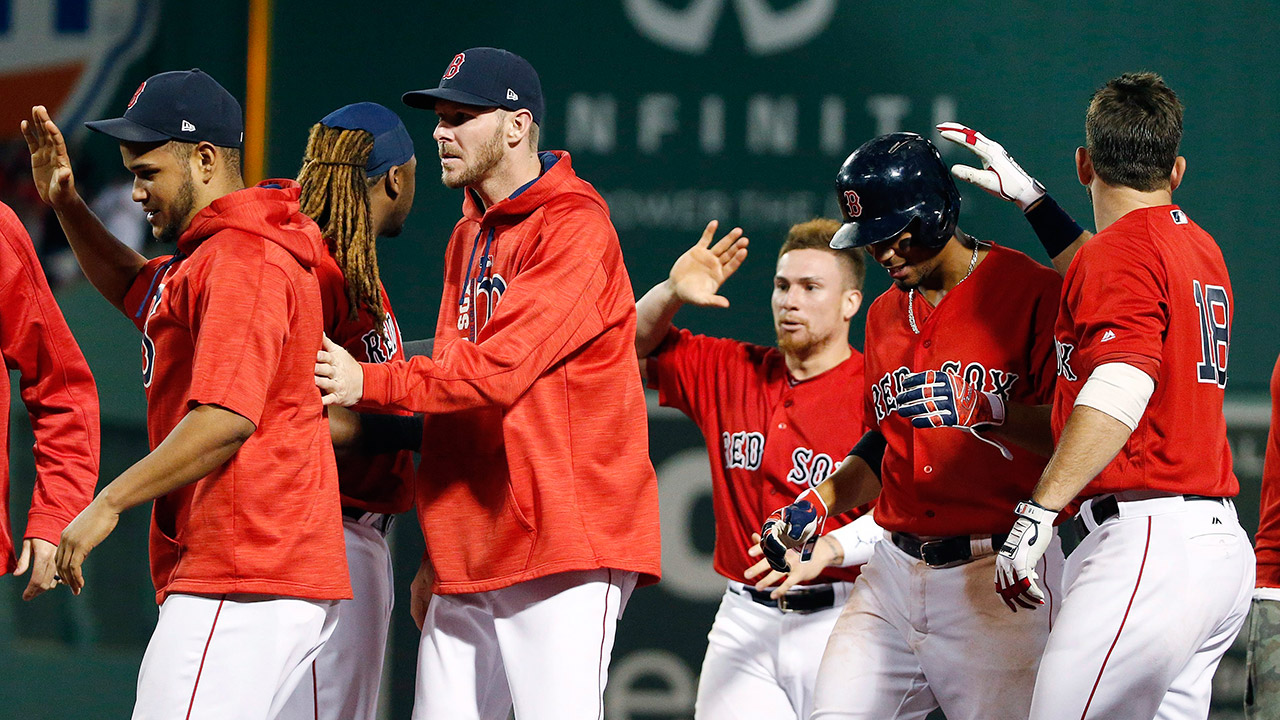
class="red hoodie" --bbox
[0,201,100,574]
[360,151,661,594]
[122,180,349,604]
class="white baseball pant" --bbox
[278,515,395,720]
[131,592,340,720]
[811,533,1063,720]
[1029,493,1254,720]
[411,568,638,720]
[695,581,851,720]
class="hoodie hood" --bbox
[460,151,609,226]
[176,179,326,268]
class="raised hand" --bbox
[21,106,80,210]
[936,122,1045,211]
[667,220,749,308]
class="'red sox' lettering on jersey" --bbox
[863,243,1061,536]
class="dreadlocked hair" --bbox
[296,123,387,332]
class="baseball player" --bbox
[1248,353,1280,719]
[761,132,1065,720]
[636,217,883,720]
[313,48,661,720]
[0,199,100,602]
[995,72,1253,720]
[277,102,418,720]
[23,69,350,719]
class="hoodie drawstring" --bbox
[133,251,186,320]
[459,226,497,343]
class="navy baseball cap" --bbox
[319,102,415,176]
[85,69,244,149]
[402,48,544,125]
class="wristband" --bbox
[1024,194,1085,259]
[848,430,887,479]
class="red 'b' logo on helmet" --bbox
[443,53,466,80]
[127,81,146,109]
[844,190,862,218]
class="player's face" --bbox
[121,141,198,244]
[433,101,505,189]
[772,249,856,357]
[864,230,945,291]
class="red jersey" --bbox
[865,243,1060,536]
[122,181,349,604]
[647,327,867,584]
[359,152,661,594]
[314,254,415,514]
[0,201,100,574]
[1052,206,1237,499]
[1255,356,1280,587]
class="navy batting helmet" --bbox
[830,132,961,250]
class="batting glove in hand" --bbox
[995,500,1056,612]
[760,488,829,573]
[894,370,1006,430]
[936,123,1046,211]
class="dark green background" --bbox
[4,1,1277,718]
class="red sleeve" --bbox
[362,207,619,412]
[122,255,174,331]
[0,213,101,543]
[1064,239,1167,381]
[1256,356,1280,586]
[185,239,291,425]
[1028,271,1063,403]
[645,326,740,418]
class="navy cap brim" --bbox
[830,215,912,250]
[84,117,172,144]
[402,87,504,111]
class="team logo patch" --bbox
[128,81,147,109]
[443,52,466,79]
[1171,209,1188,225]
[843,189,862,218]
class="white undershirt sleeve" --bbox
[1072,362,1156,432]
[827,511,885,568]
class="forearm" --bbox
[989,403,1055,457]
[51,194,147,311]
[1030,405,1132,510]
[816,456,881,517]
[94,405,254,513]
[635,280,683,358]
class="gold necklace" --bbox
[907,242,982,335]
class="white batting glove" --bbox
[995,500,1055,612]
[936,123,1046,211]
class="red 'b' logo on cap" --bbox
[443,53,465,80]
[127,81,146,109]
[844,190,862,218]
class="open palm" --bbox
[668,220,749,307]
[20,105,79,209]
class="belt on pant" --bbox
[342,506,395,536]
[1069,494,1227,541]
[733,583,836,614]
[890,532,1007,568]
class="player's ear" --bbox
[385,165,402,200]
[843,288,863,322]
[1075,147,1092,187]
[1169,156,1186,192]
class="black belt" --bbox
[1069,494,1227,541]
[342,506,395,535]
[736,584,836,614]
[891,532,1007,568]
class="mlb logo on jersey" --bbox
[0,0,158,140]
[1170,209,1188,225]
